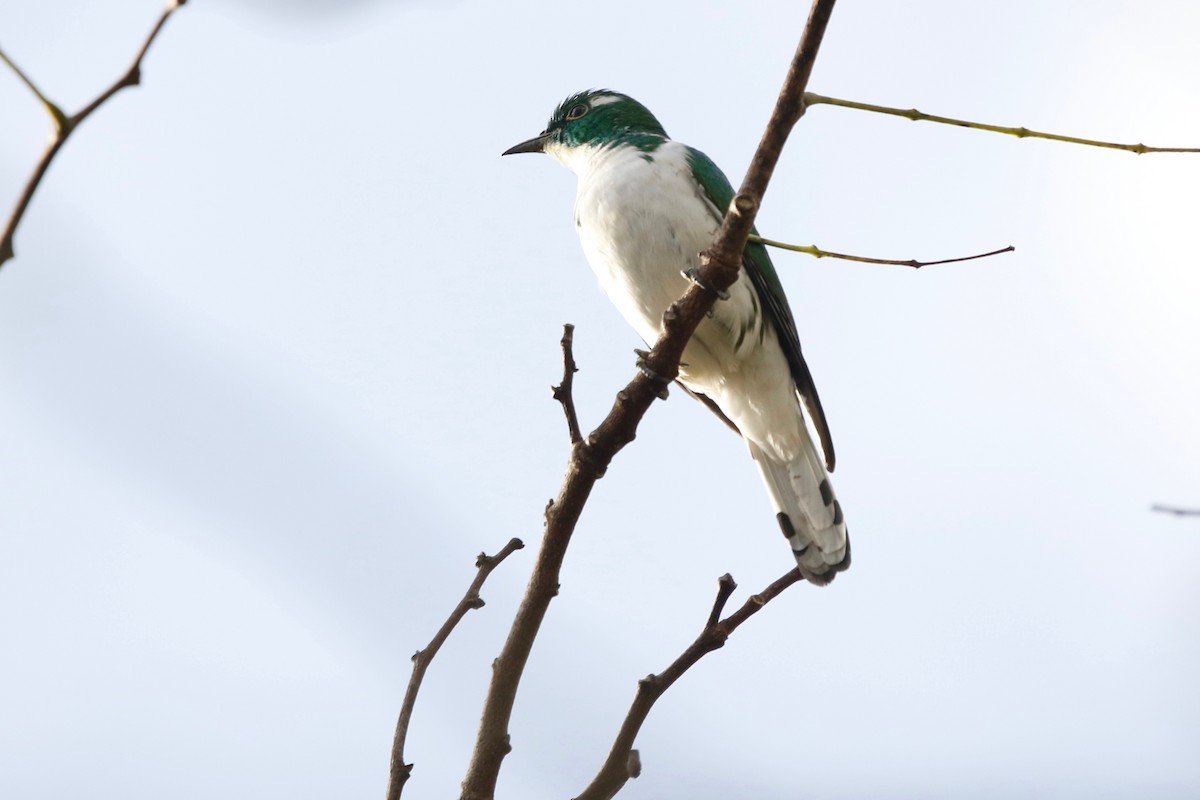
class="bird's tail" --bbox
[747,440,850,585]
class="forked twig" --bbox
[576,569,805,800]
[551,324,583,444]
[803,92,1200,155]
[751,235,1014,269]
[386,537,524,800]
[0,1,187,268]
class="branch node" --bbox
[732,192,759,216]
[706,573,739,628]
[627,750,642,779]
[572,439,608,479]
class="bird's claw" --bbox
[682,268,730,301]
[633,349,670,399]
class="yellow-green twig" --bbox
[750,234,1014,269]
[803,92,1200,155]
[0,46,68,132]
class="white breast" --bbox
[550,138,807,462]
[557,141,716,346]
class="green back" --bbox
[685,146,836,470]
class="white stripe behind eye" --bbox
[588,94,623,107]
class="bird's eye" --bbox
[566,103,589,120]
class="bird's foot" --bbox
[633,349,670,399]
[682,268,730,301]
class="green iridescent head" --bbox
[502,90,668,156]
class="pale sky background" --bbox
[1,1,1198,798]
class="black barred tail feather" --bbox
[747,441,851,585]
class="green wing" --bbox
[685,146,836,471]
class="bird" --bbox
[503,89,849,585]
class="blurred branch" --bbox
[576,569,804,800]
[1151,504,1200,517]
[385,537,524,800]
[0,0,187,269]
[803,92,1200,154]
[751,235,1014,269]
[458,2,840,798]
[551,324,583,445]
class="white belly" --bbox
[563,141,809,462]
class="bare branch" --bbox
[751,235,1015,269]
[1151,504,1200,517]
[705,573,737,628]
[386,537,524,800]
[576,569,805,800]
[458,3,840,798]
[0,0,187,269]
[804,92,1200,155]
[551,324,583,445]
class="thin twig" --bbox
[1151,504,1200,517]
[0,0,187,269]
[751,235,1014,269]
[0,48,67,130]
[386,537,524,800]
[458,3,840,798]
[551,324,583,444]
[705,573,737,628]
[803,92,1200,155]
[576,569,805,800]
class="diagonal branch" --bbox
[803,92,1200,155]
[0,0,187,269]
[576,569,805,800]
[386,537,524,800]
[458,2,840,799]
